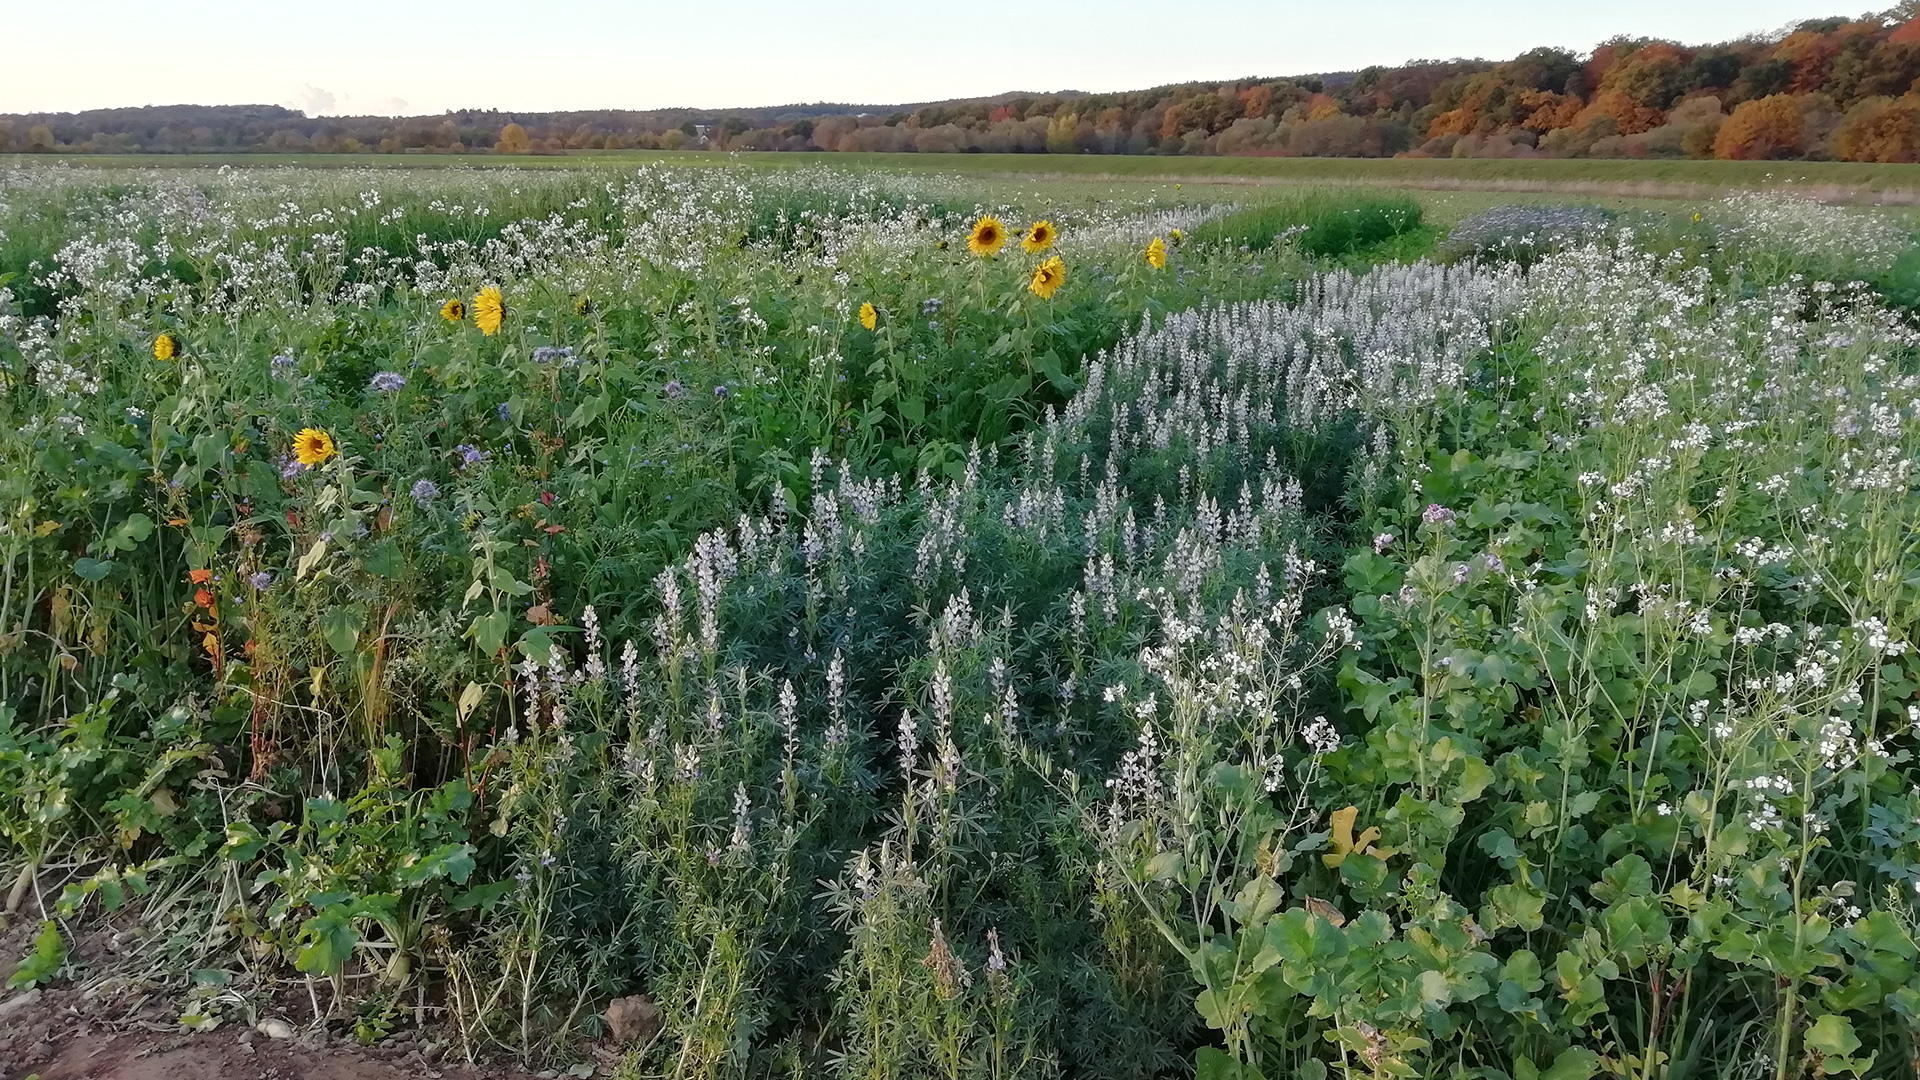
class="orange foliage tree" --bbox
[1519,90,1583,132]
[1835,94,1920,161]
[1575,89,1664,134]
[1713,94,1804,158]
[1773,29,1841,93]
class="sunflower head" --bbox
[1022,220,1057,253]
[440,299,466,323]
[153,333,179,361]
[1028,256,1066,300]
[292,427,337,467]
[1169,228,1185,244]
[472,286,506,336]
[1145,237,1167,270]
[858,301,878,331]
[573,295,594,316]
[967,215,1006,257]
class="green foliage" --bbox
[6,920,66,988]
[1194,193,1426,259]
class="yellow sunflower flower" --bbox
[1169,228,1185,244]
[573,295,594,316]
[153,333,179,361]
[858,302,878,331]
[472,286,506,336]
[1022,219,1057,253]
[1145,236,1167,270]
[440,299,466,322]
[1028,256,1066,300]
[292,428,336,467]
[967,215,1006,257]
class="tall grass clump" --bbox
[1194,191,1427,260]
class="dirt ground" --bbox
[0,914,552,1080]
[0,1002,529,1080]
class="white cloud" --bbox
[278,86,412,117]
[283,84,337,116]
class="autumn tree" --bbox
[494,122,531,154]
[1599,41,1693,113]
[1714,94,1803,158]
[1773,29,1841,92]
[1834,94,1920,160]
[1518,90,1582,131]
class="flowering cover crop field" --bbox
[1,162,1919,1080]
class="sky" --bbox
[1,0,1851,117]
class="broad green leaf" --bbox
[1805,1014,1861,1056]
[74,556,115,581]
[320,607,361,656]
[468,610,511,655]
[295,904,359,977]
[1540,1047,1600,1080]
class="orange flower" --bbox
[189,568,213,585]
[194,588,215,609]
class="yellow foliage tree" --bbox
[1713,94,1803,159]
[1835,95,1920,162]
[494,123,532,154]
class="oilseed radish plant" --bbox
[0,160,1918,1080]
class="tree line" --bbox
[13,9,1920,162]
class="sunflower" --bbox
[858,301,878,331]
[153,333,179,361]
[1022,219,1057,253]
[967,215,1006,257]
[472,286,506,336]
[292,428,337,467]
[1028,256,1066,300]
[1168,228,1185,244]
[573,295,594,316]
[1145,236,1167,270]
[440,298,466,323]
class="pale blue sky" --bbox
[4,1,1845,116]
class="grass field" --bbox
[14,149,1920,198]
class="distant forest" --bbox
[15,10,1920,162]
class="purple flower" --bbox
[1453,563,1471,585]
[455,443,487,468]
[922,297,944,315]
[664,379,685,399]
[270,353,297,375]
[1482,552,1505,574]
[248,571,273,590]
[712,384,729,399]
[277,454,307,479]
[369,371,406,393]
[1422,503,1456,527]
[1373,532,1395,553]
[531,345,574,365]
[411,478,440,504]
[496,402,513,423]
